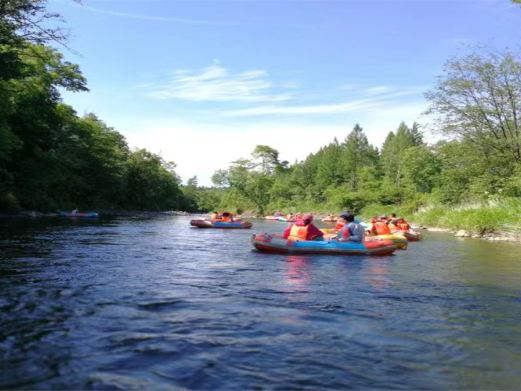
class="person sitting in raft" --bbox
[336,213,366,242]
[371,216,391,235]
[396,218,410,231]
[388,213,398,226]
[283,214,324,241]
[71,208,79,215]
[209,211,221,221]
[220,212,234,222]
[367,217,377,233]
[334,216,346,231]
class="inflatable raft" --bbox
[251,234,396,256]
[190,219,252,229]
[393,230,422,241]
[59,212,99,218]
[365,233,408,250]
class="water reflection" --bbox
[284,255,311,290]
[365,259,392,290]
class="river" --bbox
[1,216,521,390]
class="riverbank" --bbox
[361,198,521,243]
[0,210,192,219]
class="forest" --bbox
[0,0,188,211]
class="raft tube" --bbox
[393,230,422,241]
[59,212,99,218]
[365,233,408,250]
[251,234,396,256]
[190,219,252,229]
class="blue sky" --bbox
[48,0,521,185]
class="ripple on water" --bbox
[1,217,521,389]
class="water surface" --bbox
[1,216,521,389]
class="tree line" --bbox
[2,1,520,214]
[0,1,188,211]
[186,49,521,215]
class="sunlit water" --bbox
[1,216,521,390]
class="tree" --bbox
[0,0,75,47]
[125,149,183,210]
[401,146,441,194]
[251,145,281,174]
[341,124,378,191]
[426,50,521,169]
[380,121,424,188]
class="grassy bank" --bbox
[360,198,521,234]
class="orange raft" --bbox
[190,220,252,229]
[251,234,396,256]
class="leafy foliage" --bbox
[0,3,187,211]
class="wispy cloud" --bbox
[145,62,294,102]
[58,1,237,26]
[222,86,427,117]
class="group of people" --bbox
[209,211,235,222]
[282,212,366,242]
[281,212,411,242]
[208,210,411,243]
[368,214,410,235]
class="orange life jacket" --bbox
[335,222,345,230]
[221,216,232,222]
[398,222,410,231]
[373,221,391,235]
[289,224,309,241]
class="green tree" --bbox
[341,124,378,191]
[426,50,521,169]
[125,149,183,210]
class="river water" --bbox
[1,216,521,390]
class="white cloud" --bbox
[145,62,294,102]
[363,85,395,95]
[222,87,427,117]
[221,98,382,117]
[121,98,429,186]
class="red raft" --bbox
[190,219,252,229]
[251,234,396,256]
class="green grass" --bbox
[415,199,521,233]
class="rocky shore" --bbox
[419,225,521,243]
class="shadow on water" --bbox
[1,216,521,389]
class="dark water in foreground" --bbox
[1,216,521,390]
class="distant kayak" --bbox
[322,217,337,223]
[59,212,99,218]
[190,219,252,229]
[277,217,296,223]
[251,233,396,256]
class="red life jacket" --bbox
[335,222,344,231]
[373,221,391,235]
